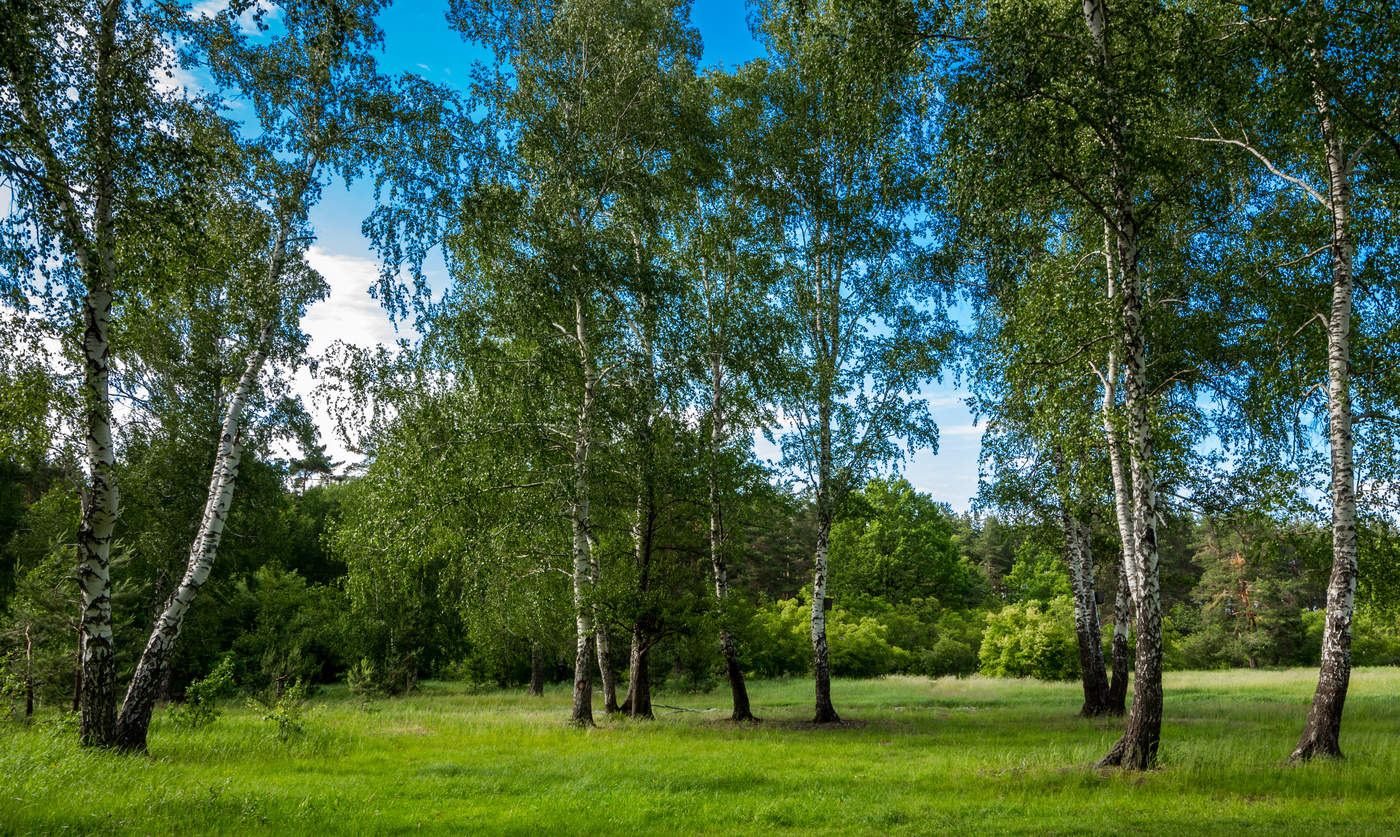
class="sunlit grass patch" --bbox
[4,668,1399,835]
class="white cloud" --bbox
[939,423,983,438]
[292,247,410,466]
[302,246,406,353]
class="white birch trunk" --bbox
[1084,0,1165,769]
[114,321,275,750]
[569,296,598,726]
[1291,84,1358,762]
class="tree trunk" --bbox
[23,625,34,718]
[811,516,839,724]
[1291,88,1357,763]
[594,618,618,714]
[1053,448,1111,716]
[706,348,754,722]
[529,639,544,697]
[622,628,653,718]
[1064,512,1111,716]
[569,296,598,727]
[1081,0,1164,769]
[1108,561,1131,715]
[1100,220,1138,604]
[76,279,118,749]
[114,324,273,751]
[1097,215,1165,769]
[1102,221,1132,718]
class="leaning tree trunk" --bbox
[1063,511,1111,716]
[593,596,618,714]
[1053,449,1111,716]
[1291,90,1358,763]
[114,323,274,751]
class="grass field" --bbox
[3,668,1399,835]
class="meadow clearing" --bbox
[4,668,1399,835]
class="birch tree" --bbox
[0,0,184,746]
[743,0,950,724]
[943,0,1220,766]
[674,92,787,720]
[448,0,705,725]
[1190,1,1400,761]
[113,0,389,750]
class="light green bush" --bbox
[978,596,1079,681]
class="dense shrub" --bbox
[978,596,1079,681]
[920,637,977,678]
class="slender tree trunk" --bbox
[23,625,34,718]
[76,278,118,748]
[811,515,839,724]
[706,342,754,721]
[1061,501,1111,716]
[1291,90,1358,763]
[1102,221,1133,717]
[623,628,653,718]
[570,297,598,727]
[529,639,544,697]
[1108,561,1132,715]
[1082,0,1164,769]
[1054,447,1110,716]
[1098,218,1165,769]
[594,606,618,714]
[114,323,274,751]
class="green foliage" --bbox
[1352,607,1400,667]
[247,679,310,742]
[830,479,988,608]
[978,596,1079,681]
[740,591,986,679]
[167,655,237,729]
[919,637,979,679]
[1001,541,1071,604]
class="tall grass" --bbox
[3,668,1398,835]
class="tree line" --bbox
[2,0,1399,771]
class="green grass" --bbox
[4,668,1400,835]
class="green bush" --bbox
[167,654,237,729]
[740,596,812,677]
[827,611,910,677]
[920,637,977,678]
[1352,607,1400,666]
[248,678,309,741]
[978,596,1079,681]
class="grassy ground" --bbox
[3,668,1399,835]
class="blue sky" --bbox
[299,0,985,511]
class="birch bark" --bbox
[1054,450,1110,716]
[570,295,598,726]
[1083,0,1166,769]
[1101,221,1133,716]
[708,350,754,722]
[1291,84,1358,762]
[114,320,275,750]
